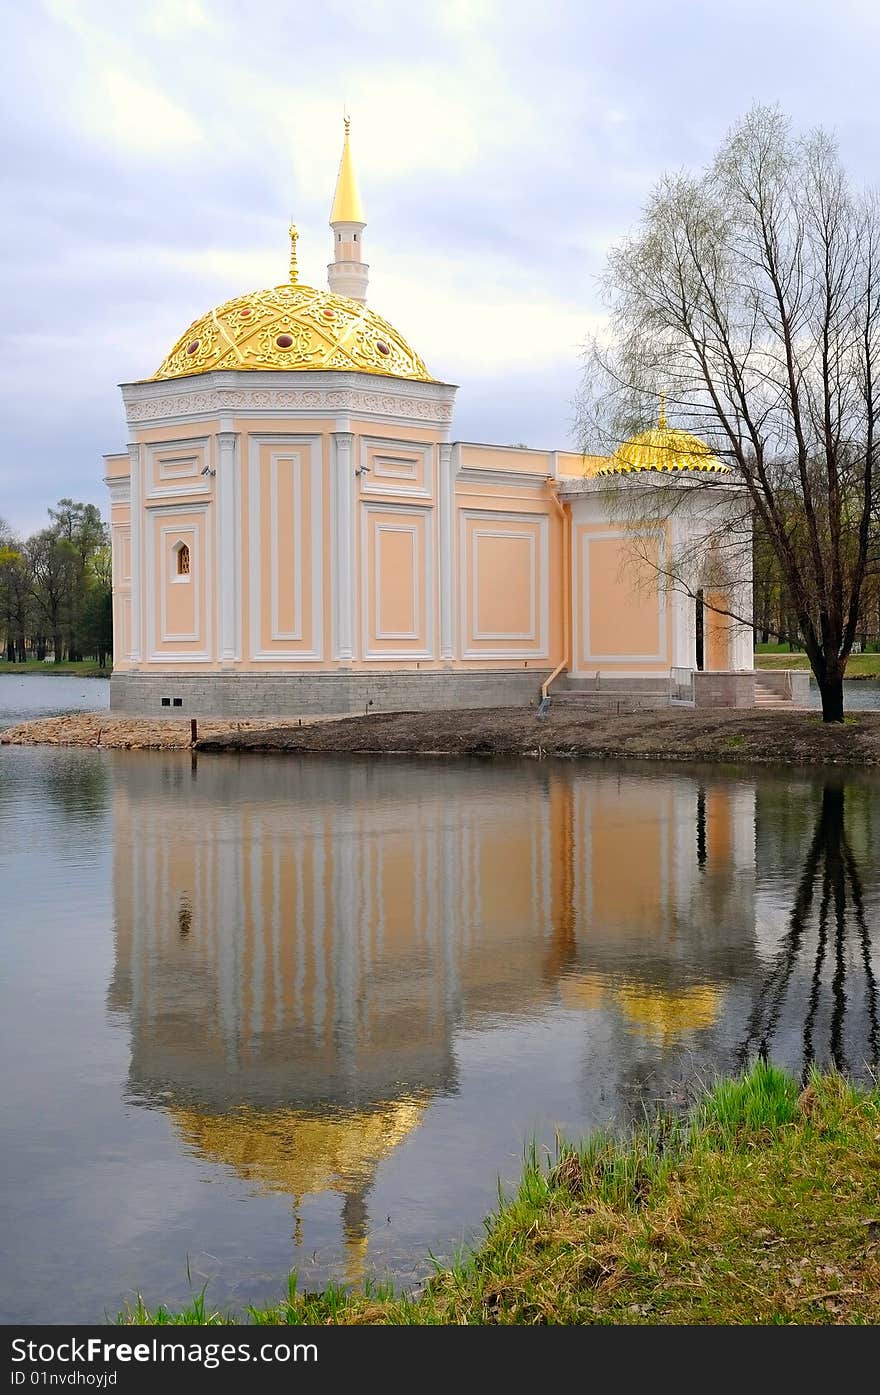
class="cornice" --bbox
[121,370,458,429]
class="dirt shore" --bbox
[3,706,880,766]
[0,713,337,751]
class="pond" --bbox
[0,673,110,728]
[1,697,879,1321]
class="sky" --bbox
[1,0,879,535]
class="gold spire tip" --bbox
[288,221,299,284]
[658,389,667,430]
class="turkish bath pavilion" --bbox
[103,120,757,717]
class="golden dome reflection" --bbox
[560,972,722,1043]
[170,1097,427,1201]
[150,283,433,384]
[615,983,721,1042]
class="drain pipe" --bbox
[541,478,571,702]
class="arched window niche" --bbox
[172,540,191,581]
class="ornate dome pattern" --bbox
[598,399,731,476]
[150,282,433,384]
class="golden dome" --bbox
[150,275,432,384]
[598,396,731,476]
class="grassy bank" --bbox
[123,1064,880,1326]
[0,659,108,677]
[755,651,880,678]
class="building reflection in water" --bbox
[107,755,878,1282]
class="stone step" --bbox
[753,686,791,707]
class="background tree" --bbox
[579,106,879,721]
[0,500,112,667]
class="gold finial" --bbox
[330,112,365,224]
[288,221,299,284]
[658,390,667,430]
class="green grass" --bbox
[121,1064,880,1326]
[0,659,108,677]
[755,652,880,678]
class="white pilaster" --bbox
[127,441,142,663]
[332,432,355,663]
[438,443,457,661]
[216,431,240,663]
[669,510,696,670]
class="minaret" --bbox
[328,115,368,303]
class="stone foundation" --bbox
[109,669,551,717]
[693,670,756,708]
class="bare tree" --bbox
[578,106,880,722]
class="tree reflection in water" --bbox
[739,785,880,1075]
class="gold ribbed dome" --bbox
[150,252,432,384]
[598,396,730,476]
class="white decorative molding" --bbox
[438,443,456,660]
[145,502,212,662]
[104,476,131,505]
[459,509,549,659]
[248,435,324,662]
[122,371,457,431]
[360,503,434,660]
[457,466,555,490]
[359,435,433,498]
[144,437,211,499]
[111,526,131,586]
[578,528,667,666]
[127,443,142,662]
[332,432,355,662]
[216,431,240,662]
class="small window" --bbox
[172,697,183,707]
[177,543,190,576]
[161,697,171,707]
[353,233,357,241]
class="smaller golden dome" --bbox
[598,396,731,476]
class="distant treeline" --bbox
[0,500,112,667]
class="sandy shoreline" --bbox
[3,706,880,767]
[0,713,341,751]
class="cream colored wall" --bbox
[459,443,553,474]
[113,419,735,683]
[572,521,671,675]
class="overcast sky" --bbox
[1,0,878,534]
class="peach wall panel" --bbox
[247,435,324,662]
[361,505,432,659]
[145,505,211,661]
[460,510,549,658]
[574,524,669,672]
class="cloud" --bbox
[1,1,879,530]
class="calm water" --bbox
[1,677,880,1323]
[0,673,110,728]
